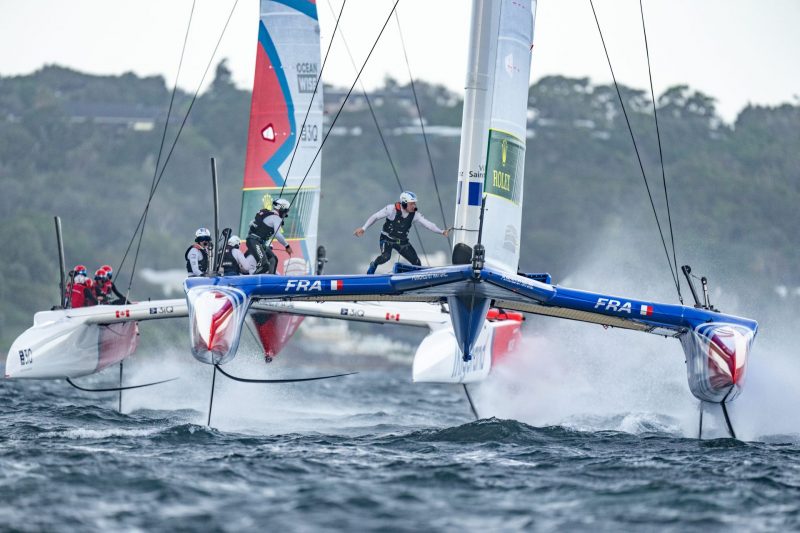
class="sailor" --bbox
[67,265,97,308]
[354,191,449,274]
[221,235,253,276]
[99,265,128,304]
[245,198,293,274]
[186,228,213,277]
[93,269,109,304]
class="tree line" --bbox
[0,63,797,346]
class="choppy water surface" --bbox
[1,353,799,532]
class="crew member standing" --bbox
[246,198,293,274]
[354,191,449,274]
[186,228,212,277]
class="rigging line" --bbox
[324,0,430,266]
[287,0,400,211]
[394,9,451,248]
[278,0,348,200]
[121,0,197,299]
[588,0,681,299]
[116,0,196,279]
[639,0,682,304]
[120,0,239,295]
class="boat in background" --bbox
[237,0,325,362]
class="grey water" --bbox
[1,347,799,533]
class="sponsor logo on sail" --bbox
[483,130,523,204]
[297,62,318,93]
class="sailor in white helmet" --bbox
[354,191,449,274]
[220,235,255,275]
[246,198,293,274]
[185,228,213,277]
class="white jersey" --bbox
[263,214,289,247]
[361,204,444,235]
[232,247,257,275]
[187,247,206,277]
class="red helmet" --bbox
[94,269,106,280]
[101,265,113,280]
[73,264,88,277]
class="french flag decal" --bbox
[640,304,653,316]
[331,280,343,291]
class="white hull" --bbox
[413,318,522,383]
[7,318,138,379]
[5,300,185,379]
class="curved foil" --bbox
[679,322,754,403]
[186,285,249,365]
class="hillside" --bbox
[1,64,798,346]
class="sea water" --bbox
[1,343,798,532]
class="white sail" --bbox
[452,0,535,273]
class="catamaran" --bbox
[183,0,757,436]
[5,0,450,385]
[7,0,757,438]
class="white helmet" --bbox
[228,235,241,247]
[272,198,290,214]
[195,227,211,239]
[399,191,417,206]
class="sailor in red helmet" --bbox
[93,269,109,304]
[67,265,97,308]
[99,265,127,304]
[354,191,449,274]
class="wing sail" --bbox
[240,0,323,359]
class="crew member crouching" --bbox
[221,235,254,275]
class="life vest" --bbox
[248,209,280,241]
[185,243,209,274]
[69,283,88,308]
[381,203,415,242]
[94,283,107,304]
[221,245,240,276]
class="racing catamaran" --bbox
[5,0,450,384]
[7,0,757,438]
[183,0,757,436]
